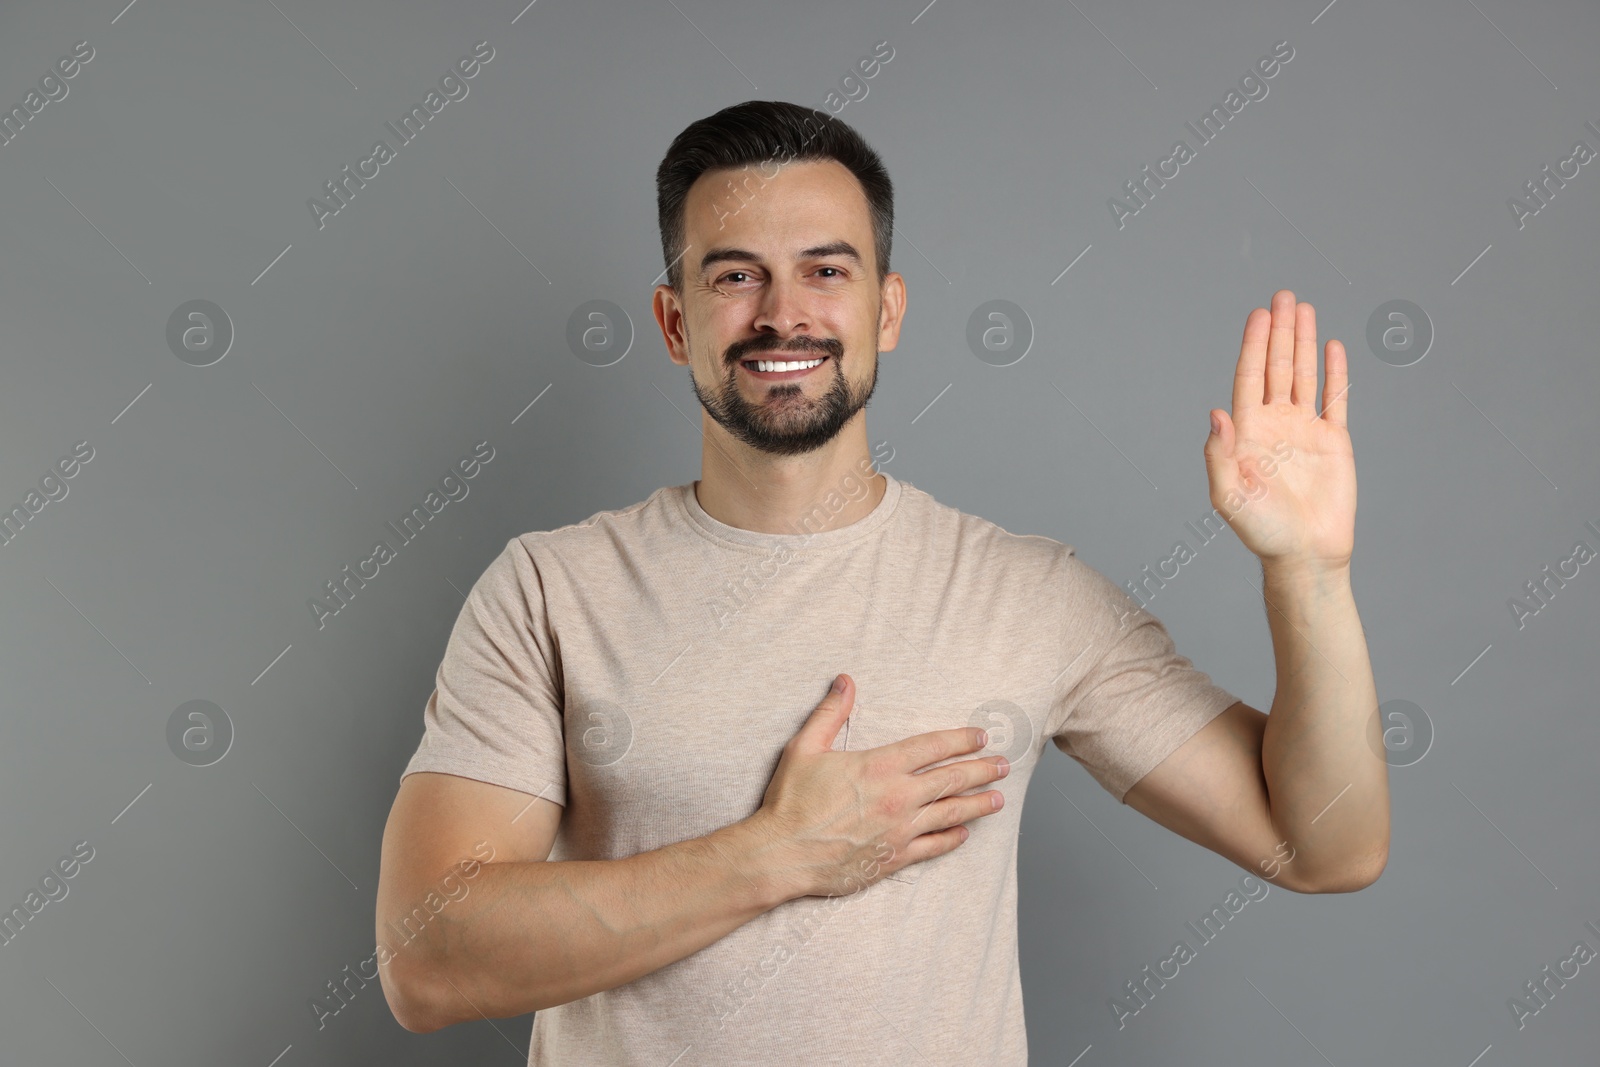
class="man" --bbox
[376,100,1389,1065]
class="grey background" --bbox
[1,0,1596,1063]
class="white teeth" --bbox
[751,358,824,372]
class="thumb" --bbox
[1203,408,1241,504]
[803,673,856,750]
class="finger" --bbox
[804,673,855,751]
[1292,301,1318,410]
[907,765,987,831]
[1203,407,1242,503]
[1264,289,1296,405]
[1321,338,1349,429]
[918,792,1004,837]
[1234,306,1271,415]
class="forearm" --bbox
[1258,561,1390,891]
[394,817,797,1030]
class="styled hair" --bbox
[655,100,894,295]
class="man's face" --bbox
[661,158,900,457]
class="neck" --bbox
[694,418,885,535]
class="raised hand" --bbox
[1203,289,1355,571]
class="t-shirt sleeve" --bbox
[1049,546,1240,804]
[401,535,568,806]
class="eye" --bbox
[816,266,844,278]
[719,270,753,285]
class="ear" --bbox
[654,285,690,366]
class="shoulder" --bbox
[894,477,1076,575]
[501,484,679,571]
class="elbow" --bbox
[381,959,455,1034]
[1297,847,1388,895]
[391,1001,445,1036]
[384,956,556,1031]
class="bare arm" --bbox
[377,772,794,1032]
[1127,292,1392,894]
[379,675,1007,1032]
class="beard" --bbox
[687,331,878,457]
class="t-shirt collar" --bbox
[674,469,903,554]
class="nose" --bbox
[752,273,811,337]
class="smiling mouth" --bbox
[739,354,833,380]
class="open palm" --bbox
[1203,290,1355,569]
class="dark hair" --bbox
[655,100,894,295]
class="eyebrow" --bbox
[697,241,863,279]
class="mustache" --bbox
[727,336,842,365]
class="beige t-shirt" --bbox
[402,469,1239,1066]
